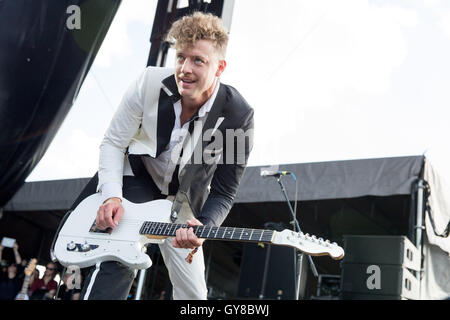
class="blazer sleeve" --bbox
[96,70,146,195]
[197,107,254,226]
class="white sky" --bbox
[27,0,450,188]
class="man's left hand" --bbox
[172,218,205,249]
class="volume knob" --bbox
[67,241,76,251]
[81,242,90,252]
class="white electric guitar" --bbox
[53,193,344,269]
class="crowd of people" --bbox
[0,242,81,300]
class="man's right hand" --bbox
[96,197,124,230]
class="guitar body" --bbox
[54,193,173,270]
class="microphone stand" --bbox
[274,173,318,300]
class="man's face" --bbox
[175,40,226,104]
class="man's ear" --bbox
[216,60,227,77]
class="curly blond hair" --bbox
[166,12,229,59]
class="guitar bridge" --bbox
[89,220,113,234]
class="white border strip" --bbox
[83,262,102,300]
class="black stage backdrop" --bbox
[0,0,121,208]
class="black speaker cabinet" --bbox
[340,235,421,300]
[237,243,298,299]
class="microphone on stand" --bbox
[260,170,292,178]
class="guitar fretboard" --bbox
[19,275,30,295]
[139,221,275,243]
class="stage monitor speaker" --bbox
[237,243,299,299]
[340,235,421,300]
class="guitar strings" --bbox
[99,219,273,241]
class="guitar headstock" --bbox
[273,230,344,260]
[24,258,37,276]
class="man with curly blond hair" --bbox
[73,11,254,300]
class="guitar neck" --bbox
[19,275,30,295]
[140,221,275,243]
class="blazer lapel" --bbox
[156,75,180,157]
[201,84,226,139]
